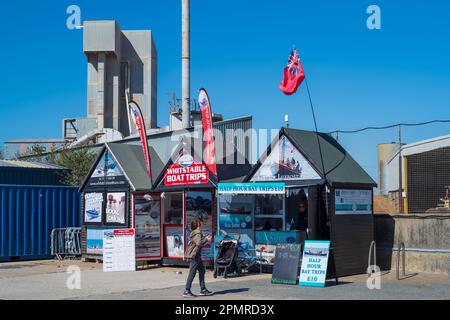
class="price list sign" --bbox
[103,229,136,272]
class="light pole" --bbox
[398,125,404,213]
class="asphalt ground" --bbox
[0,260,448,300]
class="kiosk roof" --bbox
[283,128,376,186]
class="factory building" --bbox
[4,19,252,162]
[82,20,157,136]
[377,134,450,213]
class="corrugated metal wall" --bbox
[0,168,68,186]
[213,116,253,163]
[0,185,81,261]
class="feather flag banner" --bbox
[128,101,152,179]
[198,88,218,176]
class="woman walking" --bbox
[183,218,213,297]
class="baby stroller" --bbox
[213,234,241,278]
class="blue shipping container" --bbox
[0,185,81,261]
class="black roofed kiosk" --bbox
[79,137,252,268]
[217,127,377,277]
[80,126,376,276]
[151,137,252,266]
[79,143,165,265]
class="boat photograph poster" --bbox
[185,191,214,261]
[135,198,161,258]
[84,193,103,223]
[252,135,321,181]
[165,226,184,258]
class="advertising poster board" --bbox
[165,226,184,258]
[251,135,321,181]
[86,228,106,255]
[271,244,302,285]
[185,191,214,261]
[106,192,126,224]
[84,193,103,224]
[255,231,299,265]
[218,193,254,231]
[299,240,331,287]
[103,229,136,272]
[135,196,161,259]
[219,213,252,229]
[335,189,372,215]
[87,151,127,188]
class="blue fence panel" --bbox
[0,185,81,261]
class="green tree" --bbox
[48,148,98,186]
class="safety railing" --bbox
[396,242,406,280]
[367,240,377,276]
[50,227,82,260]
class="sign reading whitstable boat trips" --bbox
[103,229,136,273]
[299,240,331,287]
[164,155,209,186]
[218,183,285,195]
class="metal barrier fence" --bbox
[50,228,82,260]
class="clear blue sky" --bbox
[0,0,449,181]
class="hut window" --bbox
[163,192,183,225]
[254,194,284,231]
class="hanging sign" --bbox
[164,155,209,186]
[299,240,330,287]
[218,183,285,195]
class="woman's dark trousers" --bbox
[185,251,206,291]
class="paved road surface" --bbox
[0,260,448,300]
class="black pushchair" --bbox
[213,234,241,278]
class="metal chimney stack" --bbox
[181,0,191,128]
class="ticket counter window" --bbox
[286,188,308,232]
[254,194,284,231]
[163,192,183,225]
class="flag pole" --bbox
[304,75,330,245]
[304,77,327,182]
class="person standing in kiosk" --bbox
[183,218,213,298]
[294,201,308,232]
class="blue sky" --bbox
[0,0,449,180]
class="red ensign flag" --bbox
[279,48,305,96]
